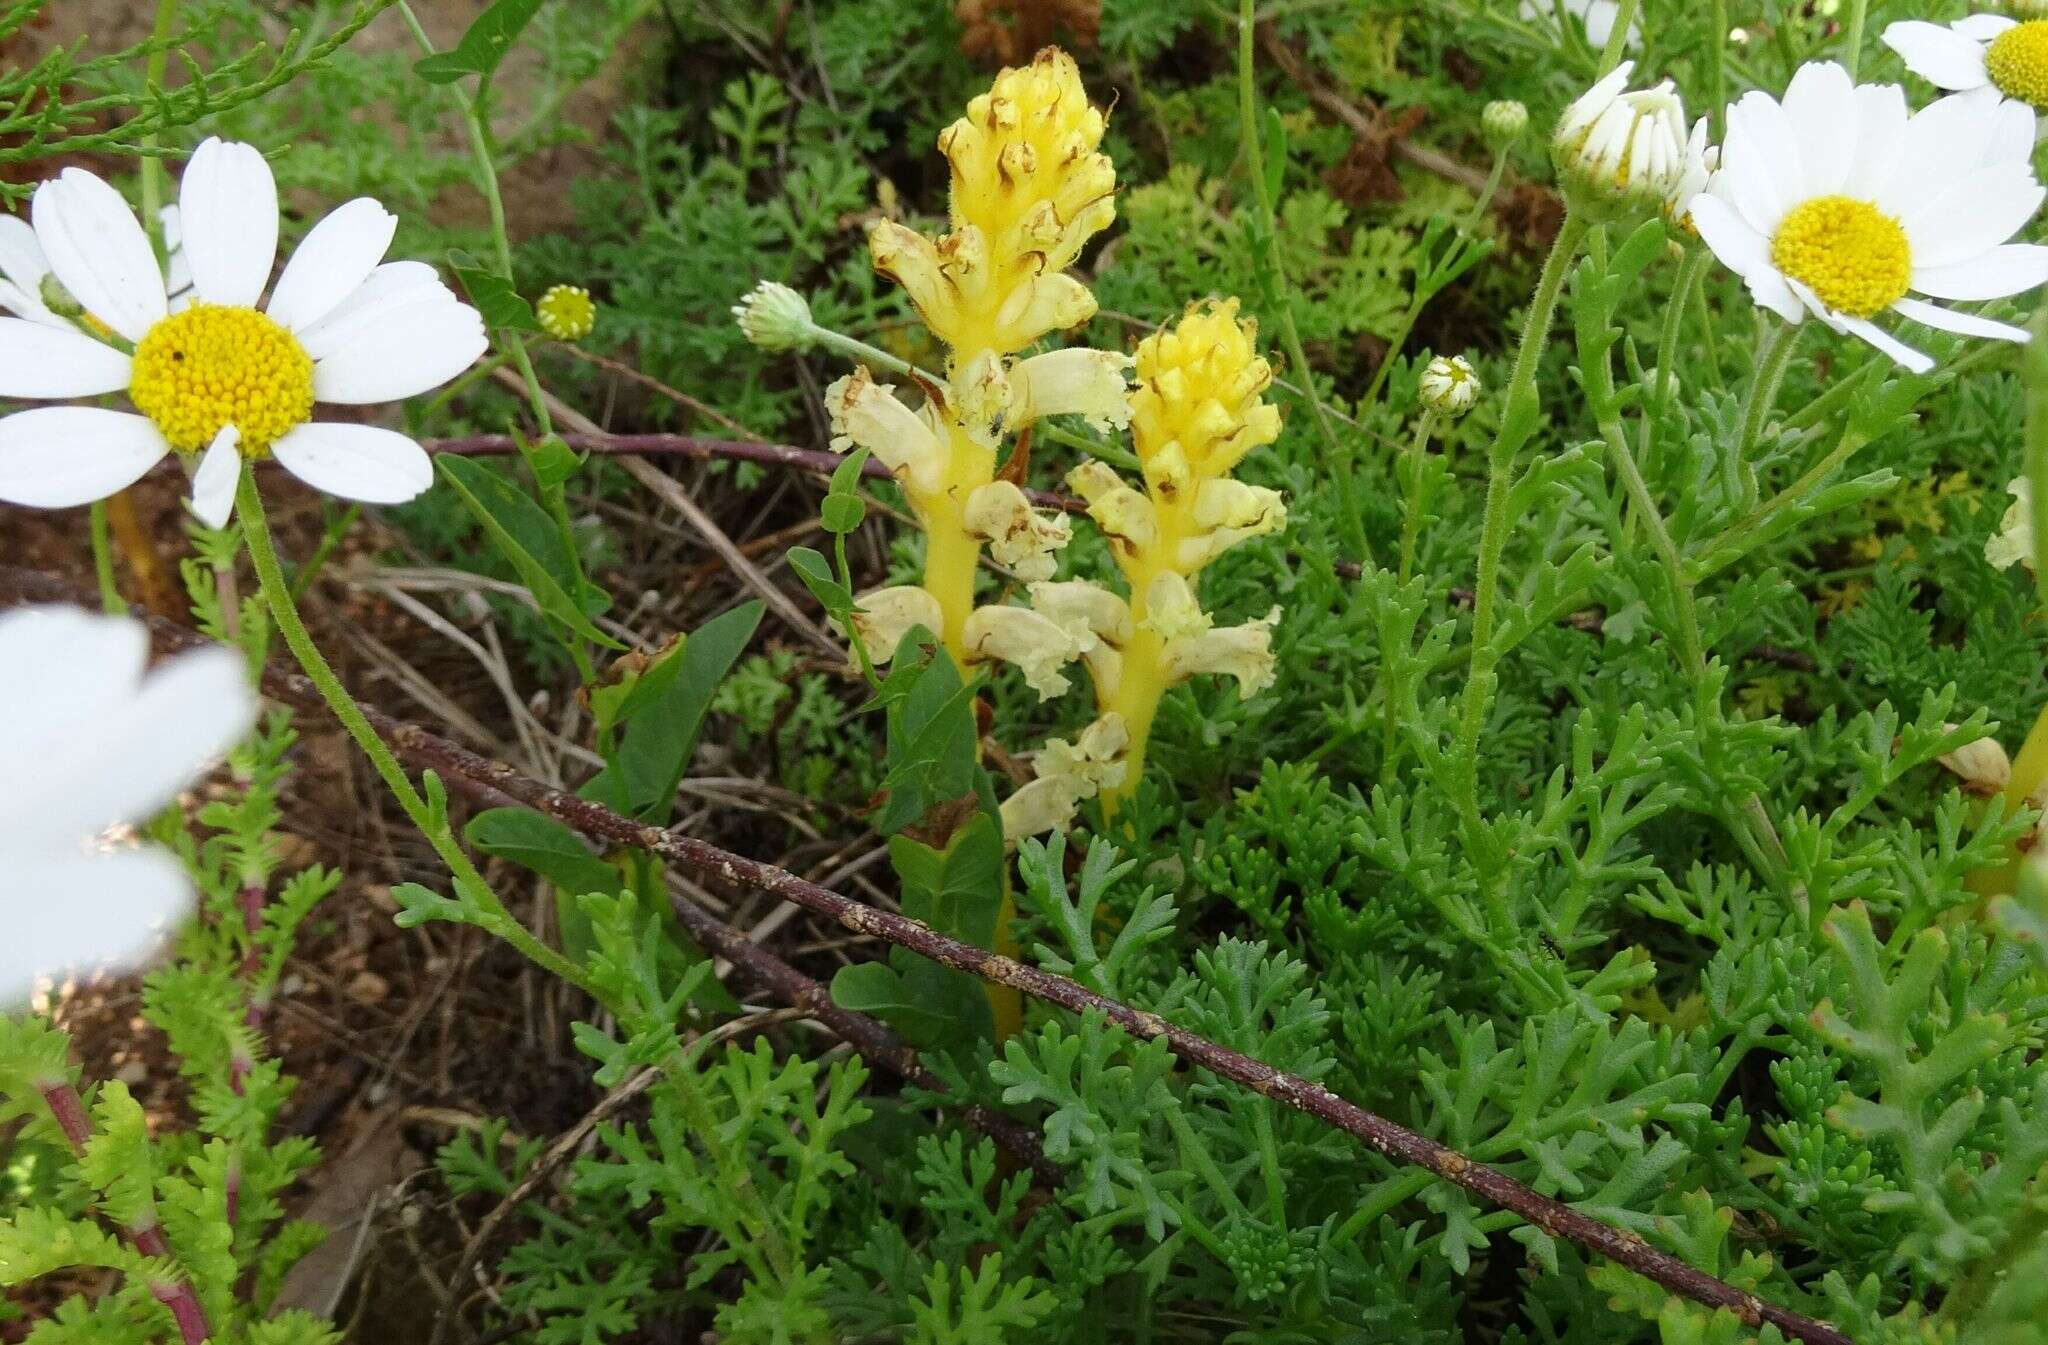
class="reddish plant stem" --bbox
[0,570,1851,1345]
[420,432,1088,514]
[37,1081,212,1344]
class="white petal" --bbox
[265,198,397,332]
[1721,103,1788,235]
[0,316,131,397]
[1690,194,1770,278]
[1882,21,1992,90]
[1893,297,2030,343]
[310,294,487,403]
[1903,163,2045,269]
[178,138,278,308]
[1839,315,1935,373]
[0,213,46,291]
[1882,91,2014,215]
[30,169,166,343]
[272,421,434,504]
[1955,14,2019,41]
[0,642,253,843]
[0,407,168,508]
[1841,82,1912,200]
[1781,62,1857,195]
[1730,92,1804,222]
[0,607,148,767]
[1746,266,1807,325]
[1914,243,2048,300]
[295,260,447,356]
[188,425,241,528]
[0,849,194,1005]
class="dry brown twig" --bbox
[0,565,1853,1345]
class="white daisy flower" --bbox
[1519,0,1638,50]
[1,606,256,1006]
[1666,118,1719,232]
[1688,62,2048,374]
[1883,13,2048,135]
[0,138,487,529]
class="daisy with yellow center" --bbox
[1687,62,2048,373]
[1884,13,2048,129]
[0,138,487,526]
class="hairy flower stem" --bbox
[1453,212,1588,846]
[235,472,595,995]
[1382,411,1440,776]
[37,1081,211,1344]
[1237,0,1372,567]
[1595,0,1640,74]
[1842,0,1870,79]
[89,502,121,613]
[1738,320,1799,461]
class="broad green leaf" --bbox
[436,455,621,652]
[447,250,540,331]
[464,807,621,897]
[583,601,765,821]
[414,0,547,84]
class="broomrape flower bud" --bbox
[1139,572,1212,642]
[964,480,1072,581]
[1418,354,1481,416]
[963,603,1084,699]
[1130,298,1284,481]
[1482,100,1529,152]
[1,606,256,1004]
[870,48,1115,358]
[732,280,816,352]
[824,369,949,497]
[1551,63,1690,219]
[1068,458,1159,556]
[1988,476,2036,571]
[849,586,945,662]
[536,284,596,342]
[999,713,1130,841]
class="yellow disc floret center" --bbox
[1988,21,2048,109]
[1769,196,1912,319]
[129,304,314,454]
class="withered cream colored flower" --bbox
[999,713,1130,840]
[1159,607,1281,697]
[1689,62,2048,373]
[1029,578,1130,698]
[1552,63,1690,218]
[1938,725,2014,795]
[1139,572,1213,642]
[849,586,945,661]
[0,138,487,528]
[1988,475,2036,571]
[963,603,1084,699]
[1884,14,2048,132]
[1418,354,1481,416]
[866,47,1114,359]
[825,369,949,497]
[2,606,256,1004]
[964,480,1072,581]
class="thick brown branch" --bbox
[0,566,1850,1345]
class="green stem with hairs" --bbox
[1452,212,1588,842]
[236,470,596,994]
[1842,0,1869,80]
[1738,320,1799,458]
[1595,0,1640,75]
[89,503,122,614]
[136,0,181,240]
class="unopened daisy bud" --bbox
[1160,608,1280,698]
[1139,572,1213,642]
[1551,64,1689,220]
[963,603,1083,699]
[537,284,596,342]
[964,480,1072,582]
[825,369,948,498]
[1482,100,1529,152]
[849,586,944,662]
[1938,728,2013,796]
[1663,119,1716,234]
[1989,476,2037,572]
[733,280,815,352]
[1418,354,1481,416]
